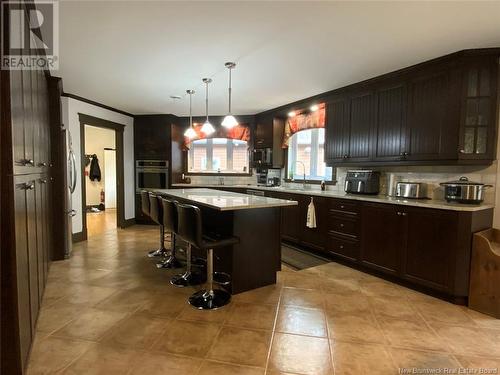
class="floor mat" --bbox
[281,244,329,270]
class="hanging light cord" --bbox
[189,91,193,128]
[228,67,232,114]
[205,81,209,122]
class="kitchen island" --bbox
[153,188,297,293]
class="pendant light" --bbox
[183,89,196,139]
[201,78,215,135]
[222,62,238,129]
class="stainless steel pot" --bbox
[439,177,492,204]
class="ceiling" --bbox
[56,1,500,116]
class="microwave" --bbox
[253,148,272,166]
[136,160,169,192]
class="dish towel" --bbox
[306,197,317,228]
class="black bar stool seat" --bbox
[175,202,238,310]
[140,190,159,257]
[148,192,167,257]
[156,198,182,269]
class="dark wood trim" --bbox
[63,92,134,118]
[122,218,136,228]
[72,231,86,243]
[79,115,127,239]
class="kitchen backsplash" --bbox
[184,162,497,204]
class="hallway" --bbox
[86,209,117,237]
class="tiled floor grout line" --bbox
[263,282,284,374]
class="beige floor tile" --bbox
[268,333,332,375]
[323,292,371,314]
[94,289,155,313]
[464,309,500,330]
[232,284,282,305]
[378,318,445,352]
[369,295,422,322]
[360,279,406,298]
[61,343,141,374]
[56,285,118,306]
[26,336,92,375]
[321,277,360,294]
[207,327,271,367]
[326,310,387,344]
[101,313,171,350]
[177,302,232,324]
[416,299,476,326]
[275,306,327,338]
[52,309,128,341]
[281,272,322,290]
[432,324,500,357]
[389,347,460,371]
[36,303,91,334]
[129,352,202,375]
[136,292,189,318]
[197,360,265,375]
[281,287,324,309]
[331,340,396,375]
[153,319,220,358]
[455,355,500,371]
[225,302,277,331]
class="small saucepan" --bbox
[439,176,492,204]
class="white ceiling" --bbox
[56,1,500,116]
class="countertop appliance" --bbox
[257,168,280,186]
[344,170,380,195]
[395,182,428,199]
[253,147,272,166]
[136,160,169,192]
[440,176,492,204]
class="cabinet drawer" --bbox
[328,214,359,238]
[328,199,360,215]
[327,234,360,261]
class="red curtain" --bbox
[282,103,325,148]
[183,123,251,149]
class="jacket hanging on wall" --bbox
[89,155,101,182]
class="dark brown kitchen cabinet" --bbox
[134,115,173,160]
[280,194,301,243]
[300,196,327,251]
[325,97,350,162]
[373,83,407,161]
[360,203,407,275]
[254,114,273,148]
[347,91,376,161]
[253,115,285,168]
[404,208,457,291]
[459,56,498,160]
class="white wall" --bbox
[62,97,135,234]
[84,125,115,206]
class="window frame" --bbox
[185,138,252,176]
[284,128,336,184]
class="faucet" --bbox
[295,161,306,189]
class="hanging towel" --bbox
[89,155,101,182]
[306,197,317,228]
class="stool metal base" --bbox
[148,248,167,258]
[156,255,182,269]
[170,272,203,287]
[189,289,231,310]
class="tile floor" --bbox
[27,225,500,374]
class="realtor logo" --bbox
[1,0,59,70]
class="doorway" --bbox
[79,114,125,240]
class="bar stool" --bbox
[156,198,182,269]
[148,192,167,257]
[141,191,159,257]
[175,202,239,310]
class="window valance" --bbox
[282,103,326,148]
[183,123,251,149]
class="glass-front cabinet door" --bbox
[459,57,498,160]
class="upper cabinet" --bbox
[134,115,173,160]
[253,114,285,168]
[325,50,499,166]
[459,56,498,160]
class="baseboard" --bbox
[72,231,87,243]
[122,218,136,228]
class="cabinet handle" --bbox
[340,223,345,228]
[339,245,344,249]
[401,212,408,216]
[39,179,47,184]
[340,205,345,209]
[399,152,409,157]
[38,162,47,167]
[25,159,34,166]
[397,211,402,216]
[342,154,349,159]
[459,149,465,154]
[23,182,35,190]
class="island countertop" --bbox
[153,188,298,211]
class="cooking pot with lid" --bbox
[439,176,492,204]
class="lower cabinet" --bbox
[360,203,407,275]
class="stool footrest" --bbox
[156,256,182,269]
[213,272,231,286]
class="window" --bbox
[287,128,333,181]
[188,138,250,174]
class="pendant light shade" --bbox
[183,89,197,139]
[222,62,237,129]
[201,78,215,135]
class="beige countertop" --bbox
[171,183,494,212]
[152,188,298,211]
